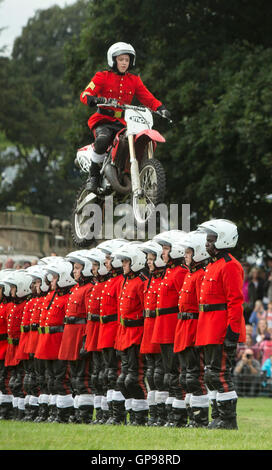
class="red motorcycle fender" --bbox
[135,129,166,143]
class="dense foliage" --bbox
[1,0,272,253]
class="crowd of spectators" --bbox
[234,255,272,397]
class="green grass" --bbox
[0,398,271,450]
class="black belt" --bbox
[64,316,86,325]
[38,326,64,334]
[143,309,156,318]
[7,337,19,345]
[100,314,118,324]
[178,312,199,320]
[88,313,100,322]
[199,303,227,312]
[0,333,7,341]
[156,306,179,317]
[97,107,124,119]
[20,325,30,333]
[30,323,39,331]
[120,317,144,327]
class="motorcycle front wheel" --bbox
[132,158,166,225]
[71,184,103,247]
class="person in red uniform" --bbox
[4,270,33,420]
[83,248,109,424]
[174,231,210,427]
[151,230,188,426]
[96,239,129,424]
[34,262,72,423]
[58,254,93,424]
[79,41,170,192]
[112,242,147,425]
[0,275,13,420]
[195,219,246,430]
[24,265,52,421]
[138,240,165,426]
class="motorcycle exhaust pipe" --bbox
[104,163,131,195]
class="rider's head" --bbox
[107,42,136,73]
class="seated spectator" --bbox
[233,349,261,397]
[255,318,269,344]
[248,267,265,312]
[4,258,14,268]
[236,333,260,363]
[266,302,272,330]
[249,300,267,337]
[258,329,272,366]
[261,354,272,397]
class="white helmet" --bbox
[38,256,64,265]
[114,242,146,273]
[153,230,187,259]
[107,42,136,68]
[45,260,76,288]
[97,239,130,269]
[181,231,210,263]
[4,270,33,298]
[0,269,14,297]
[138,240,165,268]
[84,248,108,276]
[65,250,93,278]
[26,265,50,293]
[197,219,238,249]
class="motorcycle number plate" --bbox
[125,108,153,135]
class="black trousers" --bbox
[69,357,91,396]
[102,347,118,392]
[144,353,164,391]
[93,122,124,154]
[45,359,71,396]
[116,345,147,400]
[0,359,9,394]
[177,346,207,396]
[203,344,236,394]
[160,343,185,399]
[8,363,25,398]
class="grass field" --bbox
[0,397,271,451]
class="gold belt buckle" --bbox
[199,305,204,312]
[100,316,103,324]
[156,308,160,317]
[45,326,50,334]
[120,317,124,326]
[114,110,122,118]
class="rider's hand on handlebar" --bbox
[87,96,107,107]
[157,104,171,120]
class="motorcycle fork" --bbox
[128,134,141,194]
[147,141,154,159]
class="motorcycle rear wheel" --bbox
[133,158,166,225]
[71,184,103,247]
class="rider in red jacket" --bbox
[80,42,170,193]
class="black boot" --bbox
[93,407,103,424]
[167,407,188,428]
[99,409,110,424]
[133,409,148,426]
[0,402,13,420]
[47,405,58,423]
[164,403,175,427]
[86,162,100,193]
[54,406,74,424]
[208,398,221,429]
[155,402,167,426]
[146,405,158,426]
[78,405,94,424]
[126,409,136,426]
[186,403,195,427]
[111,400,127,425]
[34,403,49,422]
[214,399,238,430]
[190,407,209,428]
[106,402,114,424]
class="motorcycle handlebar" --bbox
[97,98,172,122]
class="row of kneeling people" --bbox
[0,219,245,429]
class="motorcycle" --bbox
[71,99,171,247]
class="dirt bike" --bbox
[71,98,171,247]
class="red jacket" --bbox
[140,271,163,354]
[151,264,188,344]
[195,252,246,346]
[35,289,69,360]
[58,282,94,361]
[96,273,123,350]
[85,278,106,352]
[174,266,204,353]
[25,293,51,354]
[16,296,38,361]
[80,70,162,131]
[0,300,8,360]
[115,272,145,351]
[5,298,28,367]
